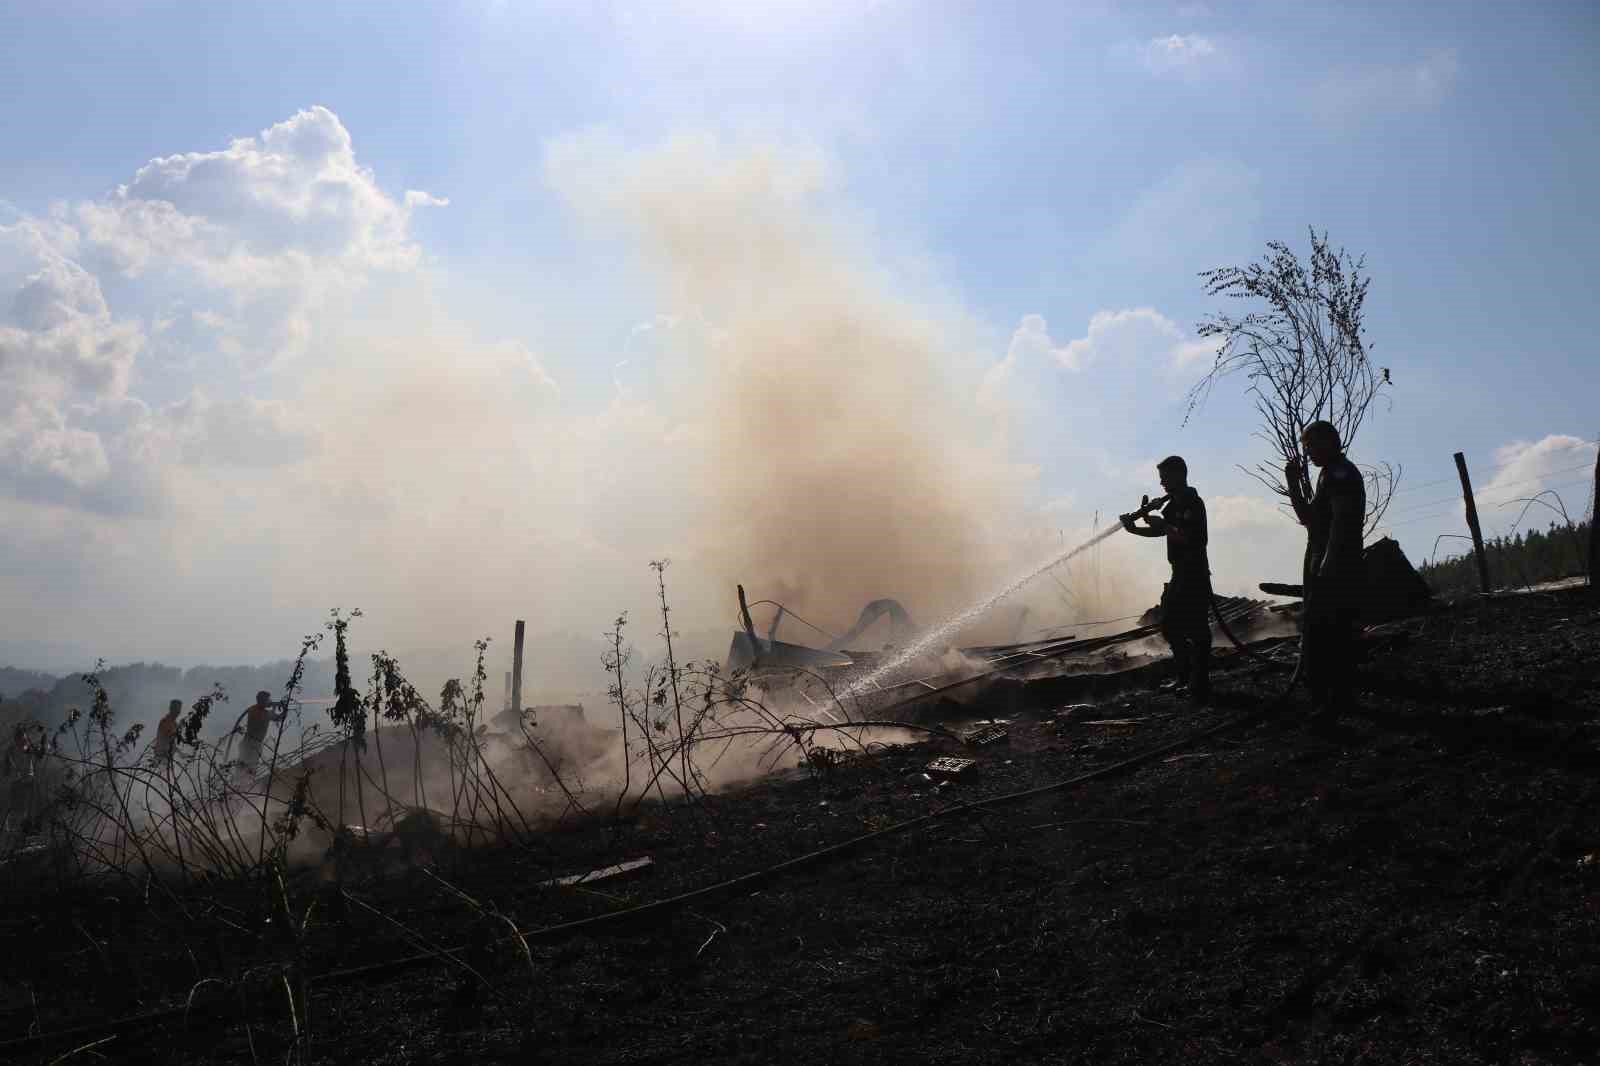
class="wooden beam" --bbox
[540,856,654,889]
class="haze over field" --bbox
[1,3,1595,711]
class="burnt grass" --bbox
[3,586,1599,1065]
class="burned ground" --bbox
[2,586,1597,1065]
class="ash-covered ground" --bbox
[2,584,1597,1065]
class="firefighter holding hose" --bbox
[1121,456,1213,704]
[237,690,285,775]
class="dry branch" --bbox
[1185,228,1396,537]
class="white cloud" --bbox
[1049,308,1210,372]
[1007,312,1073,368]
[1171,339,1218,367]
[1208,492,1291,532]
[1309,49,1461,129]
[976,308,1215,431]
[1140,33,1219,74]
[404,190,450,210]
[1479,434,1598,525]
[0,106,446,515]
[0,221,148,509]
[0,223,143,401]
[975,316,1040,409]
[64,106,446,369]
[5,409,110,489]
[112,106,428,268]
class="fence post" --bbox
[1453,451,1492,594]
[511,620,525,717]
[1588,442,1599,592]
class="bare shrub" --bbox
[1184,228,1398,537]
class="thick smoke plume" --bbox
[546,132,1036,644]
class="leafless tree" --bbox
[1183,228,1398,538]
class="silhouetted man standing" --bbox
[1122,456,1212,704]
[1287,420,1366,718]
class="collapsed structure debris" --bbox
[824,599,917,652]
[727,583,1276,722]
[490,704,585,734]
[926,756,977,778]
[321,806,456,881]
[962,723,1009,748]
[1257,536,1435,623]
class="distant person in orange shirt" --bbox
[153,699,181,766]
[237,690,285,775]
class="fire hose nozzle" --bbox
[1119,493,1169,525]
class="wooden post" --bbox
[1588,443,1599,592]
[1453,451,1492,593]
[511,620,525,716]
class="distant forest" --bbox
[1417,518,1592,598]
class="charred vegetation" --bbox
[0,574,1595,1064]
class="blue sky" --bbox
[1,1,1595,680]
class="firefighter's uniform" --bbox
[1302,455,1366,710]
[1158,486,1213,700]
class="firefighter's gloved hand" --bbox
[1119,513,1138,532]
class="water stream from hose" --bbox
[839,522,1126,700]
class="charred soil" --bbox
[3,586,1598,1065]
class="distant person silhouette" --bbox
[237,690,285,775]
[5,723,42,832]
[5,723,32,777]
[153,699,181,765]
[1287,420,1366,719]
[1122,456,1213,704]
